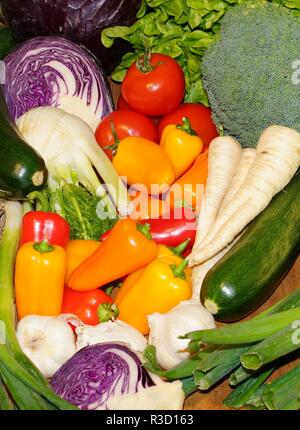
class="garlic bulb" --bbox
[148,300,215,370]
[17,315,76,378]
[76,320,147,353]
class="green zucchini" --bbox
[0,27,15,60]
[0,89,47,199]
[201,171,300,322]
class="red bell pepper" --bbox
[62,287,118,326]
[100,208,197,249]
[20,211,70,248]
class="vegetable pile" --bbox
[0,0,300,412]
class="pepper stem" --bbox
[136,223,152,240]
[176,117,197,136]
[98,303,120,323]
[170,239,191,256]
[170,259,188,280]
[33,240,55,254]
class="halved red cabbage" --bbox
[50,343,155,410]
[4,36,114,130]
[1,0,142,74]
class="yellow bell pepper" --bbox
[15,241,66,319]
[115,247,192,335]
[160,117,203,179]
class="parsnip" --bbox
[218,148,256,213]
[193,147,256,254]
[189,125,300,266]
[194,136,242,247]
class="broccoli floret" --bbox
[202,1,300,147]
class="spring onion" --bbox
[184,307,300,345]
[241,324,300,370]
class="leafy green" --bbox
[102,0,300,105]
[57,184,118,241]
[29,184,118,241]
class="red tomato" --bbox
[122,53,185,117]
[158,103,219,148]
[117,94,132,110]
[95,110,159,159]
[62,287,113,326]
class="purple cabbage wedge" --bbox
[51,343,155,410]
[1,0,142,74]
[3,37,114,131]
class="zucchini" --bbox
[201,171,300,322]
[0,27,15,60]
[0,89,47,199]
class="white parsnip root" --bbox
[194,136,242,247]
[218,148,257,213]
[189,125,300,266]
[193,147,257,255]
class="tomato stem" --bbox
[136,48,153,73]
[103,121,120,155]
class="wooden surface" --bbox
[109,81,300,410]
[185,257,300,410]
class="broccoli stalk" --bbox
[202,1,300,148]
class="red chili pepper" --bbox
[100,208,197,248]
[62,287,117,326]
[20,211,70,248]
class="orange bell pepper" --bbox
[15,241,66,319]
[160,117,203,179]
[65,240,101,280]
[112,136,175,194]
[165,151,208,212]
[128,190,170,220]
[67,219,158,291]
[115,250,192,335]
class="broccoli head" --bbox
[202,1,300,147]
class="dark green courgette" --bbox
[201,171,300,322]
[0,27,15,60]
[0,88,48,199]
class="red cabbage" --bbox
[1,0,142,74]
[50,343,155,410]
[3,36,114,129]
